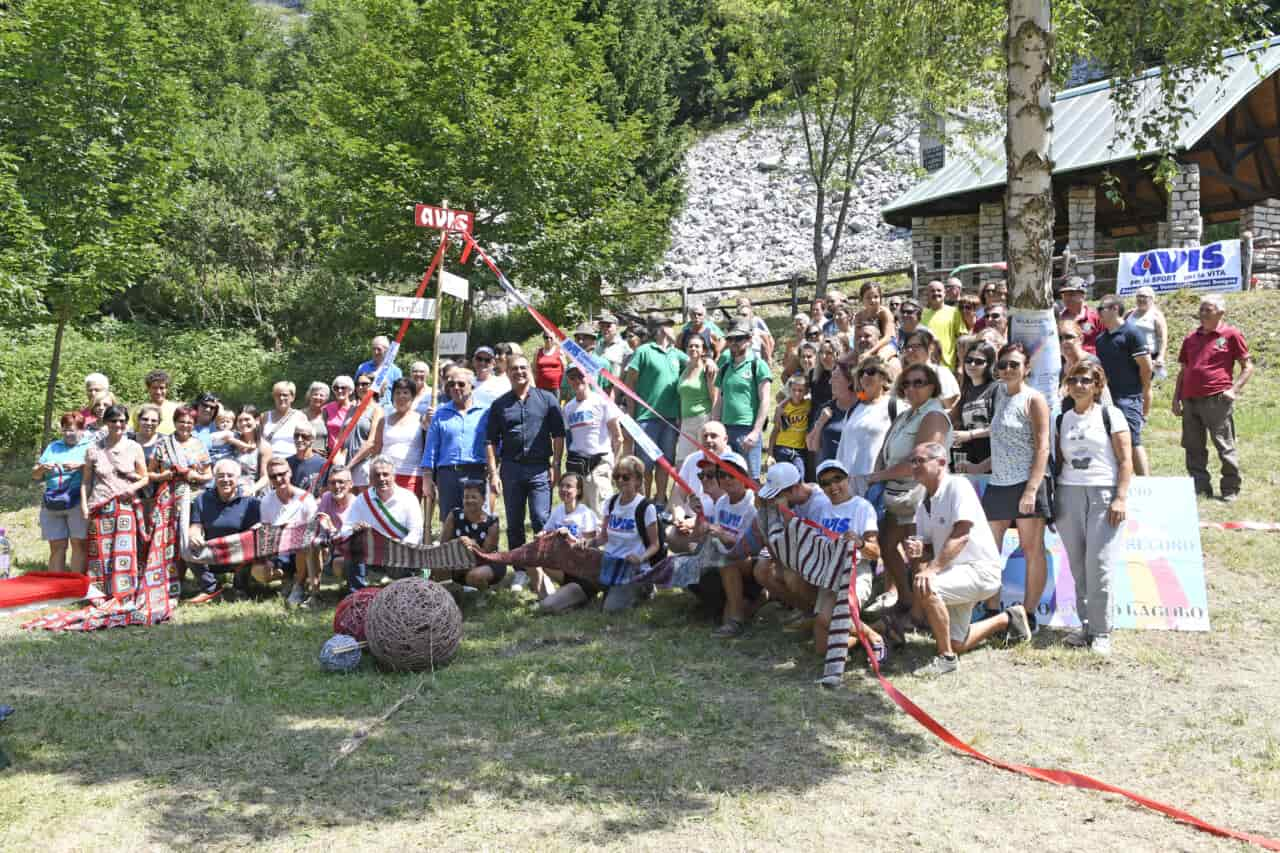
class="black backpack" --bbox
[606,495,668,567]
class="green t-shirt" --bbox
[626,342,688,421]
[922,305,966,370]
[715,353,771,427]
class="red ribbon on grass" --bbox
[459,232,1280,850]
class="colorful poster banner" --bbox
[1117,239,1242,296]
[968,475,1209,631]
[1010,307,1061,420]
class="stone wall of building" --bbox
[978,202,1004,285]
[911,213,981,288]
[1167,163,1203,247]
[1241,198,1280,288]
[1067,185,1096,280]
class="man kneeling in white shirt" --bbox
[256,456,319,607]
[898,442,1031,677]
[340,455,424,593]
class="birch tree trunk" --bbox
[1005,0,1054,311]
[1005,0,1061,410]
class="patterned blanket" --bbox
[764,507,857,682]
[336,532,474,572]
[474,534,602,580]
[186,519,322,565]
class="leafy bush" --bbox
[0,319,373,453]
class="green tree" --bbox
[0,0,195,442]
[725,0,1003,295]
[285,0,673,315]
[0,148,49,324]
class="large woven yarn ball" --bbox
[333,587,381,642]
[364,577,463,672]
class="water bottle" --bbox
[0,528,12,580]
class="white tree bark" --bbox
[1005,0,1054,311]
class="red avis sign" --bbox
[414,204,474,234]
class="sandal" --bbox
[712,617,746,639]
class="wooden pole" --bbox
[424,203,450,541]
[1242,230,1255,290]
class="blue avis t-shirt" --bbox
[38,438,91,494]
[1095,321,1149,399]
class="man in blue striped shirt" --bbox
[421,367,491,525]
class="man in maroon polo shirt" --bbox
[1172,293,1254,501]
[1056,277,1102,353]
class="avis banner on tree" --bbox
[1117,240,1242,296]
[414,204,474,234]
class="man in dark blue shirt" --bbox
[485,354,565,552]
[187,458,263,602]
[1095,293,1153,475]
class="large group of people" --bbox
[30,280,1254,678]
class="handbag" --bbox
[43,482,80,511]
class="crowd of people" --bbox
[31,278,1254,677]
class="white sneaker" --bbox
[1089,634,1112,657]
[510,570,528,592]
[1063,628,1089,648]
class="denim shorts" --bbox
[638,418,679,469]
[1113,395,1145,447]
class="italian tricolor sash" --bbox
[363,490,408,540]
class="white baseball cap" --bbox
[815,459,849,479]
[697,450,749,477]
[758,462,801,499]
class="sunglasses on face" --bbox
[987,313,1005,321]
[446,381,468,389]
[473,355,493,363]
[293,431,313,439]
[818,475,846,487]
[902,378,932,389]
[805,332,821,340]
[1059,333,1079,342]
[613,473,633,483]
[1066,376,1095,386]
[859,367,881,378]
[965,357,988,366]
[996,360,1024,371]
[268,471,289,481]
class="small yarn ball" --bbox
[365,577,463,672]
[333,587,381,642]
[319,633,363,673]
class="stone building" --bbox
[882,38,1280,289]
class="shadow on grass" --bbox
[0,589,931,847]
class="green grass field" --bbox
[2,291,1279,851]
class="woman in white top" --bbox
[261,380,305,460]
[976,342,1051,632]
[530,472,601,604]
[590,455,660,614]
[1055,361,1132,657]
[380,378,426,497]
[835,357,896,494]
[866,362,952,615]
[900,328,959,409]
[1124,285,1168,378]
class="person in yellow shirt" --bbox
[921,279,967,371]
[769,374,813,480]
